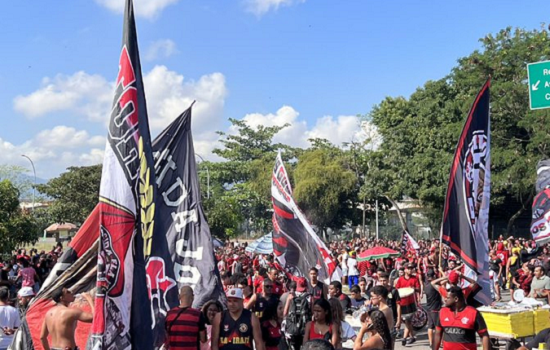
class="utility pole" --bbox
[194,153,210,199]
[21,154,36,214]
[362,197,366,238]
[375,199,379,240]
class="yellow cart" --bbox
[477,306,535,345]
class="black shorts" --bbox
[427,310,439,330]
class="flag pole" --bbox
[438,228,443,273]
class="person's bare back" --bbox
[40,288,93,350]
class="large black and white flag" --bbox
[148,105,225,347]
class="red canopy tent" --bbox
[357,246,400,262]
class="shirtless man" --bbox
[40,288,94,350]
[369,285,394,329]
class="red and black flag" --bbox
[441,78,491,304]
[90,0,157,348]
[147,104,225,347]
[271,152,341,283]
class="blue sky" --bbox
[1,0,548,179]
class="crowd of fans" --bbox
[4,235,550,350]
[204,235,550,350]
[0,243,64,349]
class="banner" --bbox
[148,105,225,347]
[90,0,156,348]
[531,159,550,244]
[440,78,491,305]
[271,152,341,283]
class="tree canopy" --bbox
[36,165,102,225]
[363,26,550,234]
[293,145,357,235]
[0,180,38,254]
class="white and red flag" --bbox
[90,0,157,348]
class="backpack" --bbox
[284,293,311,337]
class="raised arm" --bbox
[458,272,478,288]
[431,276,448,288]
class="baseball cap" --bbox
[226,288,244,299]
[296,277,307,292]
[448,271,460,285]
[405,263,415,269]
[18,287,35,297]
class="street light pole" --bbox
[375,199,379,240]
[21,154,36,214]
[194,153,210,199]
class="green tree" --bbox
[293,146,357,237]
[0,180,39,254]
[210,119,298,235]
[364,26,550,235]
[36,165,102,225]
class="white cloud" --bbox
[95,0,180,19]
[13,66,227,133]
[13,71,112,121]
[143,66,227,135]
[10,65,227,176]
[0,127,106,178]
[34,126,106,149]
[245,0,305,17]
[145,39,178,61]
[233,106,368,149]
[238,106,308,148]
[306,115,365,146]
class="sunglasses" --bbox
[264,285,273,289]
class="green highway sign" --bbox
[528,60,550,110]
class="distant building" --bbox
[19,200,52,214]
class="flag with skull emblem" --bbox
[441,78,491,305]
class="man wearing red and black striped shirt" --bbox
[433,286,490,350]
[165,286,207,350]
